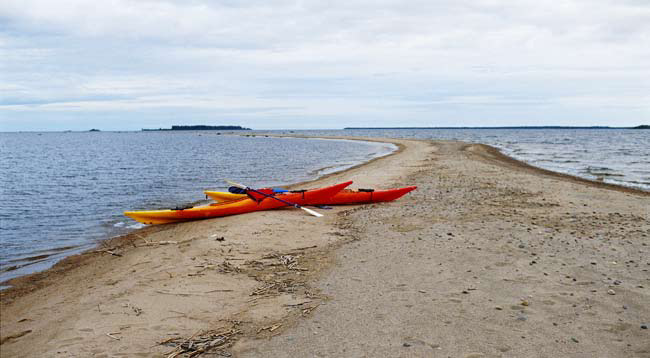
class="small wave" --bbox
[583,166,615,175]
[4,245,81,266]
[127,222,146,229]
[112,221,145,229]
[586,166,614,171]
[630,179,650,185]
[588,172,625,177]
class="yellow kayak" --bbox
[125,181,352,225]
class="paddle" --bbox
[225,180,323,217]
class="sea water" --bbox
[0,132,395,283]
[273,128,650,191]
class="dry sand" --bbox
[1,138,648,357]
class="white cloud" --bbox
[1,0,649,129]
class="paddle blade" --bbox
[301,206,323,217]
[224,179,247,189]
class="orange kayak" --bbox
[125,181,353,225]
[205,186,417,205]
[309,186,417,205]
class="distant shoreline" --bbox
[142,125,251,131]
[343,125,649,129]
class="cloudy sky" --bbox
[1,0,649,130]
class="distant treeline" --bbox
[142,125,251,131]
[344,126,648,130]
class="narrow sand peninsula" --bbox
[2,138,649,357]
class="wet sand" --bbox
[1,138,648,357]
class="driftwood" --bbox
[95,249,122,257]
[106,333,121,341]
[0,330,32,345]
[162,327,240,358]
[257,323,282,333]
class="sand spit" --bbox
[1,138,648,357]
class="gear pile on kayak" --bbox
[124,180,416,225]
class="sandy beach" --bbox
[1,137,648,357]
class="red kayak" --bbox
[205,186,417,205]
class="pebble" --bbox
[403,342,412,347]
[607,289,616,295]
[521,300,530,306]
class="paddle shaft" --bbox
[225,180,322,217]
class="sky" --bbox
[1,0,649,131]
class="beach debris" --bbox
[607,289,616,295]
[257,323,282,334]
[204,289,234,293]
[140,238,178,246]
[302,304,320,316]
[0,330,32,345]
[250,279,302,296]
[521,300,530,307]
[106,332,121,341]
[641,324,648,330]
[217,261,241,274]
[162,326,240,358]
[210,234,225,241]
[279,255,295,267]
[155,290,212,297]
[96,248,123,257]
[254,253,308,271]
[122,303,143,316]
[571,337,579,343]
[465,353,484,358]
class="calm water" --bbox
[273,129,650,191]
[0,132,395,283]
